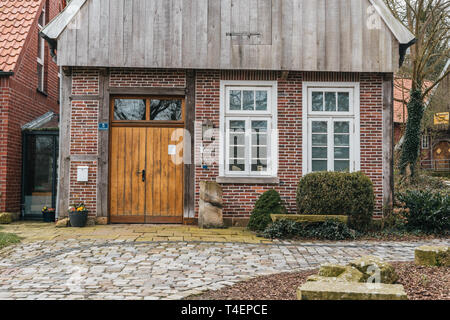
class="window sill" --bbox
[216,176,279,184]
[36,88,48,97]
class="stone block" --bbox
[95,217,108,225]
[337,266,365,283]
[86,218,96,227]
[198,181,223,228]
[55,218,70,228]
[297,282,408,300]
[415,245,449,267]
[349,255,398,284]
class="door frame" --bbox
[108,94,186,224]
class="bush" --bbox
[247,189,286,232]
[396,190,450,234]
[296,171,374,232]
[263,219,356,240]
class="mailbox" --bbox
[77,166,89,182]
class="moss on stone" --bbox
[318,264,347,277]
[337,266,365,283]
[0,213,13,224]
[415,245,449,267]
[349,255,399,284]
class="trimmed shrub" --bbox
[263,219,356,240]
[396,190,450,234]
[247,189,286,232]
[296,171,374,232]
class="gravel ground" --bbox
[186,262,450,300]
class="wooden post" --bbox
[97,68,110,218]
[382,73,394,216]
[56,68,72,219]
[184,70,196,219]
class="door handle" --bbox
[137,170,146,182]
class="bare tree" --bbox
[384,0,449,177]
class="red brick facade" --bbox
[0,1,62,212]
[67,68,385,220]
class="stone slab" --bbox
[297,282,408,300]
[415,245,449,267]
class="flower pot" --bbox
[68,210,88,227]
[42,211,56,223]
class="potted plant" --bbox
[68,203,88,227]
[42,207,56,222]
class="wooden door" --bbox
[433,141,450,170]
[145,127,184,223]
[109,96,185,223]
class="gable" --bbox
[43,0,415,72]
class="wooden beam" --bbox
[97,68,110,218]
[184,70,196,219]
[56,72,72,219]
[382,73,394,216]
[108,87,186,96]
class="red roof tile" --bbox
[394,78,433,123]
[0,0,43,72]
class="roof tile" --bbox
[0,0,43,72]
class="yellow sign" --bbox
[434,112,449,125]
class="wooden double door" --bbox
[109,96,184,223]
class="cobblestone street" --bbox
[1,235,448,300]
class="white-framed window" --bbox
[302,82,360,174]
[219,81,278,178]
[37,6,45,92]
[421,135,430,149]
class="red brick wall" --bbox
[0,0,63,212]
[66,68,386,220]
[69,160,97,217]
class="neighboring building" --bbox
[421,61,450,171]
[41,0,415,225]
[0,0,66,214]
[393,62,449,172]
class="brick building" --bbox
[0,0,65,213]
[42,0,415,225]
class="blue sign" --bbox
[98,123,109,131]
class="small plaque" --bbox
[434,112,449,125]
[168,145,177,155]
[98,123,109,130]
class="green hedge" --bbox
[296,171,374,232]
[263,219,356,240]
[396,190,449,234]
[247,189,286,232]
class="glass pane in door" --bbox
[23,135,55,216]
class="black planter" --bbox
[42,211,56,222]
[68,211,88,227]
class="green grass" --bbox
[0,229,21,249]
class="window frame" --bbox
[110,96,185,125]
[219,80,278,178]
[302,82,360,175]
[421,135,430,149]
[37,7,45,92]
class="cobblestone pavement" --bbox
[0,238,448,300]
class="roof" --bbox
[0,0,43,72]
[22,111,59,130]
[394,79,433,123]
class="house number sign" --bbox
[98,123,109,131]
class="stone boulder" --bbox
[198,181,223,228]
[349,255,398,284]
[55,218,70,228]
[415,245,449,267]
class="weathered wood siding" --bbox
[57,0,400,72]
